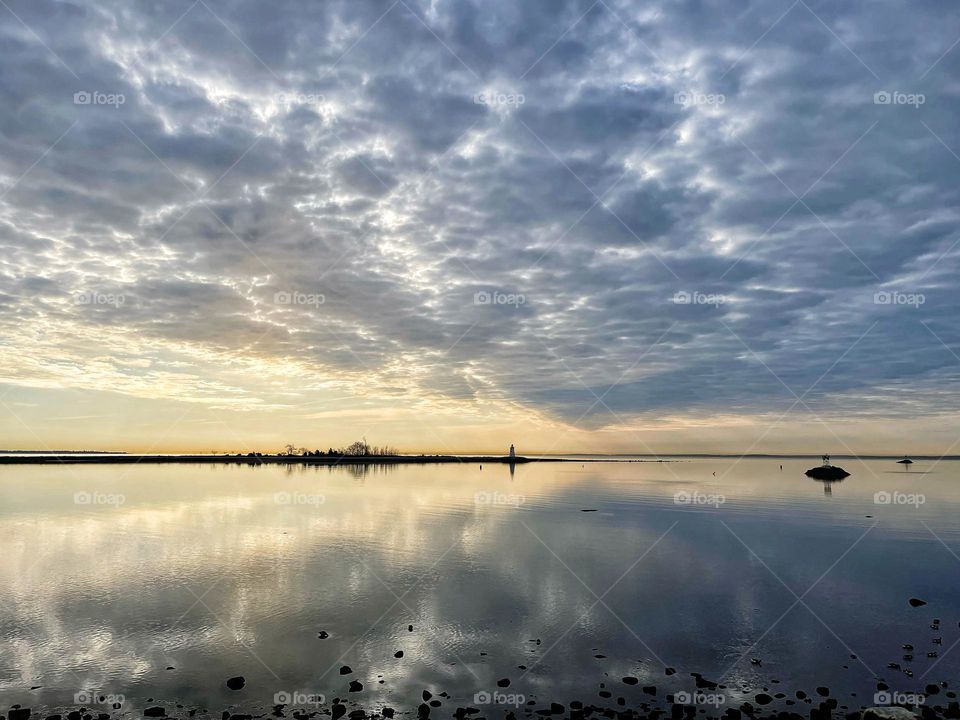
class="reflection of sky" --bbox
[0,459,958,714]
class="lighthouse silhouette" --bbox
[509,444,516,458]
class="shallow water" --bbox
[0,457,957,715]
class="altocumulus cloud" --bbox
[0,0,959,434]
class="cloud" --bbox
[1,0,959,449]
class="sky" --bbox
[0,0,959,455]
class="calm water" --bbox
[1,458,958,715]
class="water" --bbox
[0,458,957,715]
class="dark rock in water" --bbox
[643,687,657,696]
[622,677,639,685]
[9,711,30,720]
[498,678,511,688]
[817,687,830,697]
[926,685,941,696]
[340,666,353,675]
[862,708,919,720]
[382,709,394,719]
[226,677,245,691]
[318,631,329,639]
[665,667,676,676]
[422,691,432,701]
[806,465,850,480]
[408,625,414,632]
[144,709,165,718]
[724,710,742,720]
[902,644,914,650]
[417,704,430,719]
[550,703,565,715]
[394,651,403,658]
[908,598,927,607]
[755,694,773,705]
[332,704,346,720]
[349,681,363,692]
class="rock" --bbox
[498,679,511,688]
[382,709,394,719]
[394,651,403,658]
[622,677,638,685]
[332,704,346,720]
[755,694,773,705]
[318,631,329,639]
[349,681,363,692]
[908,598,927,607]
[665,667,676,676]
[806,465,850,480]
[643,687,657,696]
[416,704,430,719]
[861,708,919,720]
[226,677,245,691]
[422,691,432,701]
[9,711,30,720]
[143,709,165,718]
[340,666,352,675]
[816,687,830,697]
[408,625,413,632]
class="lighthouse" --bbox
[509,444,516,458]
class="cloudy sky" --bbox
[0,0,958,454]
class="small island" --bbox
[805,454,850,480]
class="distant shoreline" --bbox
[0,452,949,465]
[0,454,663,466]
